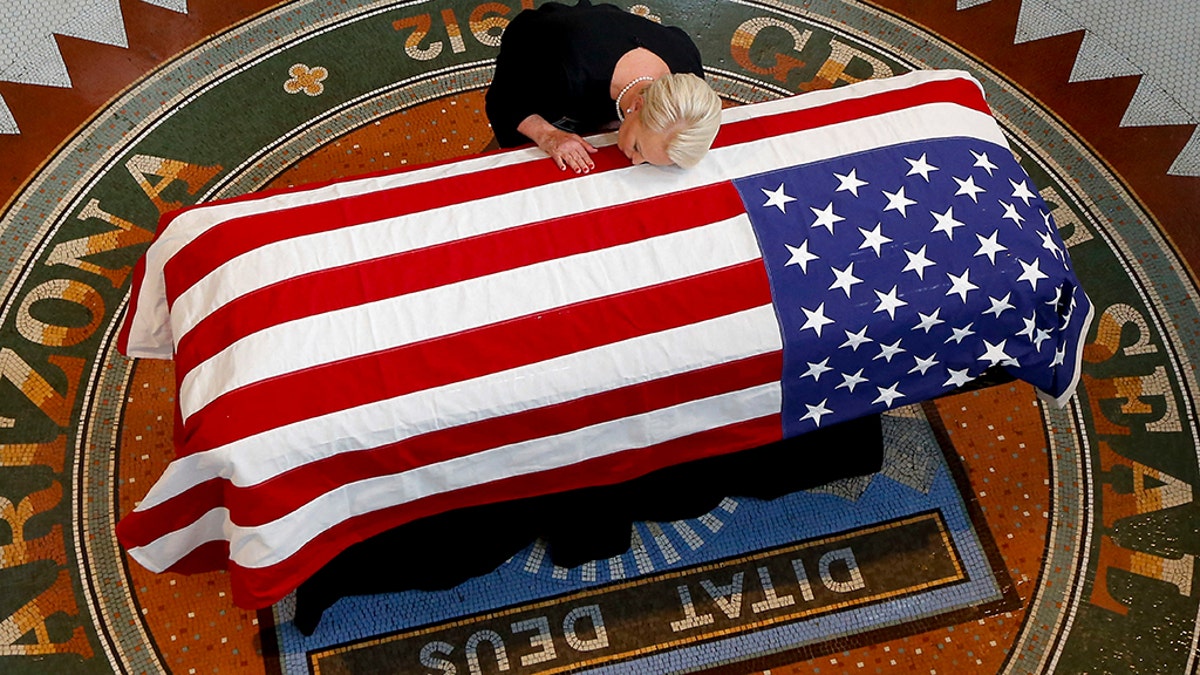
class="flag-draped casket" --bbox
[117,70,1093,609]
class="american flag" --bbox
[116,70,1092,609]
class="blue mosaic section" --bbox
[273,411,1002,673]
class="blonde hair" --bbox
[639,73,722,168]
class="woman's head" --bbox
[617,73,721,168]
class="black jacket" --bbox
[485,1,704,147]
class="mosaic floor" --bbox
[1,0,1198,673]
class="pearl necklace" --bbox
[615,76,654,123]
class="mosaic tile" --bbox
[1,1,1198,674]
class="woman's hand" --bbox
[540,129,598,173]
[517,115,598,173]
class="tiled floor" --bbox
[1,1,1197,673]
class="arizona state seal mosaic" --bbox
[0,1,1197,673]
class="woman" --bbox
[485,0,722,172]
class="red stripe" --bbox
[160,77,984,306]
[119,140,498,358]
[115,476,224,549]
[182,260,773,455]
[157,539,230,576]
[116,351,782,544]
[224,414,784,609]
[172,182,746,380]
[162,149,633,306]
[711,78,991,149]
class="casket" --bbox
[116,69,1093,610]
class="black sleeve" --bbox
[485,10,567,148]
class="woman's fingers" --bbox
[575,136,598,169]
[546,133,596,173]
[557,150,590,174]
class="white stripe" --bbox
[126,72,1000,357]
[716,68,987,126]
[128,507,231,574]
[135,305,783,511]
[123,146,552,358]
[177,213,762,419]
[129,382,783,571]
[169,100,1006,345]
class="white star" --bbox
[800,398,833,426]
[1018,312,1038,340]
[834,168,868,196]
[971,150,998,176]
[953,175,985,202]
[802,357,833,382]
[810,202,845,234]
[882,187,917,217]
[1034,327,1052,351]
[1041,209,1055,231]
[836,369,869,393]
[858,223,893,257]
[979,338,1017,367]
[930,206,966,241]
[874,285,908,320]
[840,326,872,351]
[1051,344,1067,367]
[762,183,796,213]
[973,230,1008,264]
[874,338,906,363]
[829,262,863,297]
[913,308,945,333]
[999,200,1025,227]
[909,353,940,375]
[800,302,835,337]
[1038,230,1064,260]
[902,245,936,280]
[1017,258,1049,290]
[1063,293,1077,326]
[1045,284,1063,309]
[945,269,979,303]
[872,382,905,408]
[784,241,819,272]
[1010,179,1037,206]
[905,153,939,181]
[945,322,976,344]
[1060,294,1080,326]
[984,292,1016,318]
[943,368,974,388]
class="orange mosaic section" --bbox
[267,90,496,190]
[1,353,84,428]
[0,435,66,473]
[767,383,1051,674]
[15,279,105,347]
[117,359,268,675]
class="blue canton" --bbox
[734,138,1092,438]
